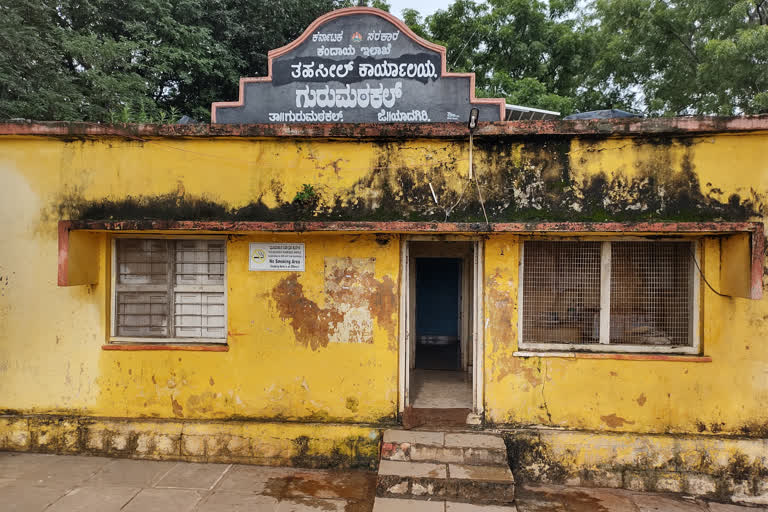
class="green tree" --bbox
[3,0,765,121]
[0,0,80,120]
[1,0,343,122]
[591,0,768,115]
[403,0,600,115]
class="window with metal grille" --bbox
[112,238,226,342]
[518,240,699,353]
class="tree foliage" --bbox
[1,0,766,121]
[403,0,602,115]
[1,0,341,121]
[404,0,768,115]
[591,0,768,115]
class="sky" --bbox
[386,0,450,19]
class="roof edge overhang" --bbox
[59,219,765,299]
[4,116,768,140]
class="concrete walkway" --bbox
[0,452,765,511]
[0,452,375,511]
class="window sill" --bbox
[513,351,711,362]
[103,343,229,352]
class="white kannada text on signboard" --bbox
[249,243,305,271]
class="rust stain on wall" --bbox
[272,259,397,349]
[520,366,543,388]
[600,413,635,428]
[363,274,397,334]
[171,398,184,418]
[636,393,647,406]
[272,274,343,350]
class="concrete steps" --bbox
[374,429,516,511]
[381,430,508,466]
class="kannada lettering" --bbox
[295,82,403,109]
[316,45,356,57]
[291,61,354,80]
[359,44,392,57]
[213,11,506,124]
[367,30,399,41]
[273,55,441,86]
[377,109,430,122]
[358,59,437,80]
[312,31,343,43]
[268,110,344,122]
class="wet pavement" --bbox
[0,452,765,511]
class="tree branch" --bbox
[752,0,766,25]
[658,19,699,64]
[671,30,699,63]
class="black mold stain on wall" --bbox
[53,137,763,223]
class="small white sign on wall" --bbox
[249,243,305,271]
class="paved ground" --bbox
[516,484,767,512]
[0,452,375,511]
[0,452,765,511]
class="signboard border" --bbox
[248,242,306,272]
[210,6,505,123]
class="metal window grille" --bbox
[522,241,602,344]
[610,242,691,346]
[520,240,695,350]
[114,239,226,340]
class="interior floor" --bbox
[409,369,472,408]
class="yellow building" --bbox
[1,6,766,503]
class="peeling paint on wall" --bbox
[1,131,766,444]
[325,257,375,344]
[271,257,397,349]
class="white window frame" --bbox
[110,234,228,344]
[517,237,701,354]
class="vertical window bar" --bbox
[167,240,175,338]
[690,241,700,349]
[599,241,611,345]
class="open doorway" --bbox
[399,238,484,419]
[415,257,461,371]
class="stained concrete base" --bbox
[1,453,765,511]
[515,483,768,512]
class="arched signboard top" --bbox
[211,7,505,124]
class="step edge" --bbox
[376,474,516,485]
[373,497,518,511]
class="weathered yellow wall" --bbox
[0,132,766,440]
[483,133,768,435]
[484,235,768,435]
[0,136,404,425]
[97,233,399,423]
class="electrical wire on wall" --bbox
[690,247,729,298]
[467,112,490,227]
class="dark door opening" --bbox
[415,257,461,371]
